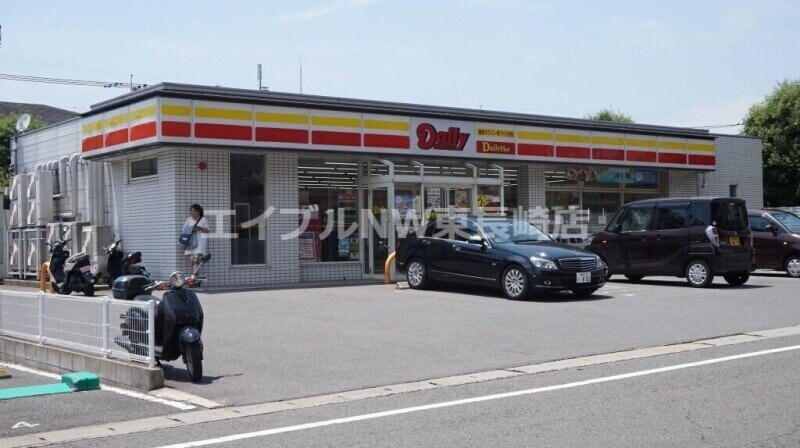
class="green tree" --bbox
[743,79,800,206]
[0,112,46,186]
[585,108,635,124]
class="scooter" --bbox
[113,260,207,382]
[104,240,126,286]
[105,239,149,286]
[47,238,95,296]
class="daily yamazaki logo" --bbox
[416,123,470,151]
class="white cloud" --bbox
[277,0,377,23]
[657,96,760,135]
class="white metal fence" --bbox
[0,290,155,366]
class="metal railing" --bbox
[0,290,156,367]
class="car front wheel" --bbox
[501,265,530,300]
[786,256,800,278]
[686,260,713,287]
[406,259,429,289]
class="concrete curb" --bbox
[0,336,163,391]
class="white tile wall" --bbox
[164,148,301,287]
[702,136,763,209]
[15,120,81,170]
[119,151,180,281]
[300,262,362,282]
[666,170,700,197]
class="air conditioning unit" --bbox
[9,175,19,201]
[23,228,47,279]
[7,229,24,278]
[10,201,25,229]
[26,199,37,227]
[26,172,37,199]
[82,225,112,277]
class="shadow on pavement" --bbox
[426,282,613,303]
[161,364,244,385]
[607,278,773,289]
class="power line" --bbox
[690,122,743,129]
[0,73,147,90]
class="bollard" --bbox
[39,262,53,293]
[384,251,396,284]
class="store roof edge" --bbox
[86,82,715,139]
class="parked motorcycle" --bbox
[113,265,206,382]
[105,239,125,286]
[47,238,95,296]
[105,239,149,286]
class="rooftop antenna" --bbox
[257,64,268,91]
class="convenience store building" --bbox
[8,83,763,286]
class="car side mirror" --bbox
[468,235,487,247]
[765,224,778,234]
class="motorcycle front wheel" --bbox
[184,342,203,382]
[56,283,70,295]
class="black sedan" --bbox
[396,217,608,299]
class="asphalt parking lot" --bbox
[164,271,800,405]
[2,271,799,442]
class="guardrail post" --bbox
[0,291,4,336]
[102,299,110,358]
[147,300,156,368]
[38,291,45,344]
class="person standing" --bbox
[183,204,210,273]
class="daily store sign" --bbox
[79,98,715,170]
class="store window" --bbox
[545,166,663,238]
[477,185,502,215]
[298,159,360,262]
[130,157,157,180]
[231,154,265,265]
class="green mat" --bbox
[0,372,100,400]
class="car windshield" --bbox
[481,220,552,244]
[771,212,800,233]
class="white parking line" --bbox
[0,362,195,411]
[157,343,800,448]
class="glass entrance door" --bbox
[368,186,389,275]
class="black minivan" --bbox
[585,197,755,287]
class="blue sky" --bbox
[2,0,798,133]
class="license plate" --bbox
[80,265,92,273]
[576,272,591,284]
[729,236,740,247]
